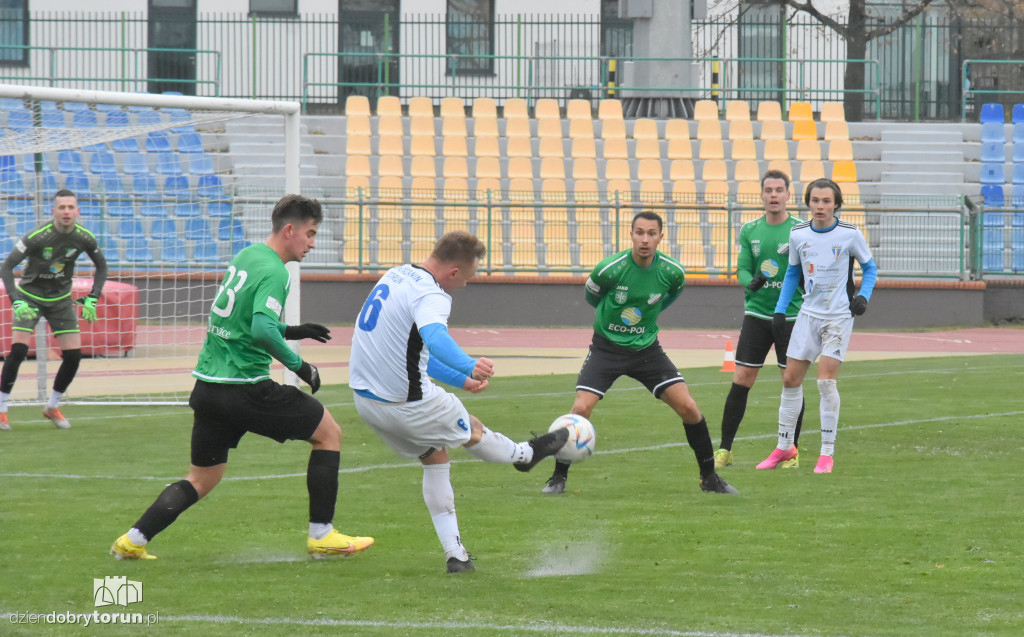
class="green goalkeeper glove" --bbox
[12,300,38,321]
[77,295,99,322]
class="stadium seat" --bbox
[1012,185,1024,207]
[725,100,751,122]
[736,180,762,204]
[345,94,370,116]
[443,156,469,179]
[507,157,533,179]
[107,203,135,218]
[598,99,623,122]
[376,154,403,178]
[982,122,1006,143]
[701,159,728,182]
[666,137,692,160]
[632,118,659,141]
[88,151,118,175]
[983,250,1004,271]
[669,159,695,182]
[696,119,722,141]
[185,217,211,241]
[475,156,501,179]
[100,175,127,196]
[410,114,435,138]
[217,217,245,242]
[150,217,177,239]
[791,120,818,142]
[41,111,66,128]
[831,160,858,183]
[602,137,629,160]
[634,138,661,160]
[795,139,821,161]
[164,175,191,199]
[155,153,183,175]
[538,136,563,159]
[828,139,854,162]
[73,110,99,128]
[664,119,690,141]
[159,236,188,262]
[410,155,436,178]
[728,120,754,141]
[14,215,37,237]
[787,101,813,122]
[58,150,86,174]
[471,96,497,120]
[1012,163,1024,185]
[207,200,232,218]
[568,118,594,141]
[798,160,825,183]
[540,157,566,180]
[375,95,401,117]
[636,158,662,181]
[184,153,214,175]
[980,103,1005,124]
[112,135,140,152]
[824,121,850,141]
[981,185,1005,208]
[345,155,372,178]
[571,157,598,180]
[123,235,154,262]
[734,159,760,183]
[698,138,725,160]
[177,132,203,153]
[820,102,846,123]
[132,174,160,198]
[731,138,757,161]
[763,139,789,161]
[119,218,145,237]
[759,120,786,142]
[174,202,202,218]
[5,110,32,131]
[64,174,92,197]
[757,101,782,122]
[566,99,591,121]
[145,131,173,152]
[980,163,1006,185]
[693,100,719,121]
[0,171,26,195]
[604,158,631,181]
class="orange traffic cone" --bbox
[720,340,736,372]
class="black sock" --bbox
[719,383,750,450]
[1,342,29,393]
[794,399,806,448]
[307,449,340,524]
[683,417,716,477]
[133,479,200,541]
[53,348,82,393]
[551,460,570,479]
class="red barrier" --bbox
[0,279,138,357]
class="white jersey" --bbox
[349,264,452,403]
[788,220,873,319]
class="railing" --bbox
[961,59,1024,122]
[0,45,222,95]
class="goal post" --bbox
[0,83,303,405]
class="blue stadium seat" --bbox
[0,155,14,170]
[1012,228,1024,249]
[145,130,172,152]
[101,174,127,196]
[150,218,178,239]
[95,102,123,113]
[983,228,1004,250]
[981,103,1005,123]
[1012,164,1024,185]
[177,132,203,153]
[1012,186,1024,207]
[197,174,225,198]
[135,110,163,126]
[102,239,122,264]
[192,241,221,263]
[160,236,188,262]
[62,101,90,113]
[981,185,1004,207]
[1014,249,1024,272]
[22,153,53,173]
[58,150,86,174]
[1014,104,1024,124]
[119,218,145,237]
[41,111,66,128]
[107,203,135,218]
[0,235,13,256]
[983,250,1004,270]
[184,217,211,241]
[104,110,130,127]
[141,203,170,220]
[132,174,160,198]
[64,174,92,197]
[122,152,150,174]
[39,100,59,112]
[79,203,102,218]
[174,202,201,218]
[5,110,32,131]
[112,136,140,152]
[1,171,26,195]
[981,141,1005,163]
[14,216,37,237]
[0,97,26,111]
[164,175,191,199]
[122,235,154,262]
[167,109,195,133]
[218,217,244,242]
[184,153,214,175]
[207,200,232,217]
[1013,212,1024,226]
[981,122,1006,143]
[73,110,99,128]
[983,211,1005,227]
[40,172,58,198]
[88,151,118,176]
[980,164,1005,186]
[154,153,183,175]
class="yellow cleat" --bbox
[780,450,800,469]
[111,534,156,560]
[307,529,374,559]
[713,448,733,469]
[43,407,70,429]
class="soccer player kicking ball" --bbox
[0,189,108,430]
[756,179,878,474]
[542,211,738,496]
[349,231,568,574]
[112,195,373,560]
[715,170,805,469]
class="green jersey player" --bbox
[0,189,108,430]
[112,195,373,561]
[542,211,738,496]
[715,170,806,469]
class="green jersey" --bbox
[1,222,107,303]
[736,214,803,320]
[193,243,290,384]
[586,249,685,350]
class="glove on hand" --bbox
[849,295,869,316]
[12,300,37,321]
[284,323,331,343]
[77,295,99,322]
[747,273,768,291]
[296,361,321,393]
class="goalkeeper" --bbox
[714,170,805,469]
[0,189,107,430]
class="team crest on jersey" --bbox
[832,245,842,260]
[50,262,66,275]
[751,239,761,257]
[42,247,53,260]
[614,289,628,304]
[620,307,642,326]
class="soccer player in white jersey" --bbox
[349,231,569,574]
[756,179,878,474]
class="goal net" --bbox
[0,84,302,405]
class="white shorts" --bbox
[786,313,854,363]
[353,390,473,459]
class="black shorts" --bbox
[735,314,793,368]
[576,334,685,400]
[188,379,325,467]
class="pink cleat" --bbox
[814,455,834,474]
[756,446,798,470]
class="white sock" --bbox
[127,528,148,545]
[47,390,63,410]
[817,379,840,456]
[423,463,468,561]
[777,385,803,450]
[309,522,333,540]
[0,391,9,411]
[465,426,531,464]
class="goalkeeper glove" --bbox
[849,295,869,316]
[747,273,768,291]
[296,361,321,394]
[284,323,331,343]
[12,300,37,321]
[77,294,99,323]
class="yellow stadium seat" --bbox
[472,97,497,120]
[637,179,666,204]
[441,178,472,233]
[669,159,695,182]
[540,157,566,180]
[763,139,790,161]
[601,118,626,140]
[699,138,724,160]
[410,115,434,138]
[693,100,719,121]
[795,139,821,162]
[637,158,663,181]
[573,178,600,203]
[442,135,468,158]
[820,101,846,123]
[569,118,594,140]
[736,180,762,205]
[791,119,818,142]
[665,119,690,141]
[377,113,403,137]
[604,158,631,181]
[506,136,532,159]
[567,99,592,121]
[704,180,730,205]
[696,119,722,141]
[346,113,371,137]
[824,120,850,142]
[827,139,854,162]
[702,159,728,182]
[725,100,751,122]
[756,101,782,122]
[671,179,698,204]
[598,99,623,121]
[441,96,464,117]
[504,98,529,119]
[507,157,534,179]
[344,174,370,198]
[442,115,467,137]
[634,138,661,160]
[788,101,813,122]
[767,159,793,179]
[537,117,562,139]
[410,156,436,179]
[473,116,499,138]
[832,160,858,183]
[840,181,862,207]
[759,119,786,141]
[473,135,500,158]
[632,118,659,140]
[346,94,370,117]
[538,136,564,159]
[798,160,825,183]
[410,135,436,157]
[666,137,693,160]
[475,156,501,179]
[443,156,469,179]
[377,154,404,178]
[572,158,598,180]
[378,133,404,157]
[408,96,433,118]
[475,176,501,201]
[346,133,371,156]
[731,138,757,161]
[505,117,531,138]
[728,119,754,141]
[535,98,560,120]
[376,95,402,117]
[346,155,371,178]
[507,177,535,201]
[571,136,597,159]
[376,175,404,201]
[605,178,632,203]
[734,159,760,183]
[602,137,629,160]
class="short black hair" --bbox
[53,189,77,201]
[632,210,663,232]
[271,194,323,232]
[760,169,791,189]
[803,178,843,210]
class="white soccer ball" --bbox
[548,414,596,464]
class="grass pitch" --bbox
[2,354,1023,637]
